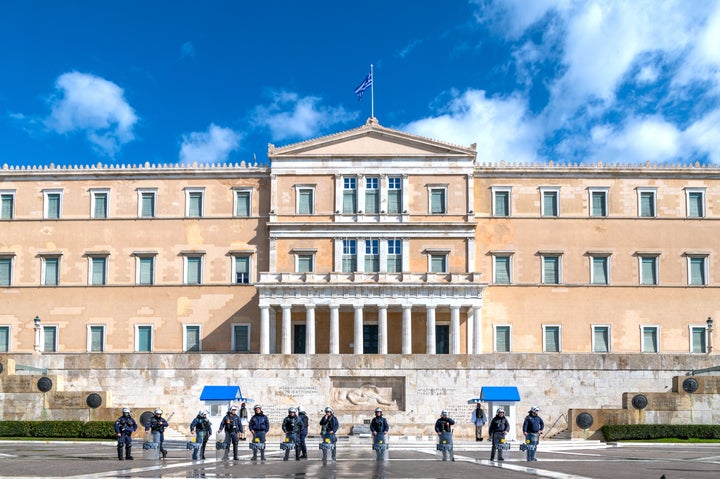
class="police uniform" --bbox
[114,410,137,460]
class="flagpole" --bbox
[370,64,375,119]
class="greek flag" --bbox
[355,72,373,100]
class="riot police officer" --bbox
[370,407,389,436]
[281,407,302,461]
[320,406,339,461]
[218,405,242,460]
[114,407,137,460]
[189,409,212,460]
[145,408,169,459]
[297,406,309,459]
[488,407,510,461]
[249,404,270,461]
[434,409,455,435]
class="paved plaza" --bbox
[0,437,718,478]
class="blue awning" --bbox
[469,386,521,403]
[199,385,243,401]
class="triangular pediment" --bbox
[269,118,476,159]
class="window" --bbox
[590,255,610,285]
[136,325,153,352]
[492,187,511,217]
[184,325,201,352]
[41,256,60,286]
[494,325,511,352]
[365,239,379,272]
[185,255,203,284]
[690,326,708,353]
[90,189,109,219]
[232,324,250,352]
[342,239,357,273]
[543,325,561,352]
[541,255,561,284]
[493,255,512,284]
[387,177,402,214]
[138,189,157,218]
[0,326,9,352]
[43,325,58,352]
[637,188,657,218]
[387,239,402,273]
[363,324,379,354]
[293,324,306,353]
[589,188,608,217]
[89,256,108,285]
[641,326,659,353]
[185,188,204,217]
[592,325,610,352]
[687,255,708,286]
[365,177,379,214]
[686,189,705,218]
[0,256,12,286]
[234,189,252,217]
[297,186,315,214]
[297,253,314,273]
[436,325,450,354]
[429,186,447,214]
[429,253,448,273]
[234,255,251,284]
[135,255,156,285]
[43,189,62,219]
[88,325,105,352]
[541,187,559,217]
[639,255,658,285]
[1,191,15,219]
[343,177,357,214]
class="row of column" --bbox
[259,304,483,355]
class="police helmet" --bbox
[297,406,304,413]
[441,409,448,416]
[198,409,206,416]
[325,406,333,413]
[530,406,540,413]
[122,407,131,414]
[496,408,505,414]
[230,405,239,411]
[154,408,163,415]
[254,404,262,410]
[375,407,383,413]
[288,407,297,414]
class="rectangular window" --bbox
[137,256,155,285]
[297,187,314,214]
[641,326,659,353]
[591,256,609,285]
[44,190,62,219]
[495,325,511,352]
[293,324,306,354]
[1,193,15,219]
[42,257,60,286]
[184,325,201,352]
[136,325,153,352]
[365,239,379,272]
[430,254,447,273]
[139,190,157,218]
[234,189,251,217]
[592,326,610,353]
[89,257,107,285]
[387,239,402,273]
[686,189,705,218]
[639,256,658,285]
[186,189,204,217]
[688,256,707,286]
[365,177,379,214]
[387,177,402,214]
[43,325,57,352]
[638,189,657,217]
[436,324,450,354]
[91,190,109,219]
[691,326,707,353]
[542,256,560,284]
[543,325,561,352]
[589,189,608,217]
[297,254,314,273]
[232,324,250,352]
[185,256,203,284]
[342,239,357,273]
[0,257,12,286]
[88,325,105,352]
[0,326,9,352]
[343,177,357,214]
[541,188,559,217]
[363,324,379,354]
[429,187,447,214]
[493,255,512,284]
[493,188,510,217]
[234,256,250,284]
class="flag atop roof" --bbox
[355,71,373,100]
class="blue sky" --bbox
[2,0,720,167]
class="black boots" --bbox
[126,446,133,460]
[117,445,124,460]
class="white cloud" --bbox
[44,71,138,157]
[179,124,241,164]
[181,41,196,58]
[587,117,682,163]
[400,89,542,164]
[684,109,720,164]
[253,90,357,142]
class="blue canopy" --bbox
[199,385,251,401]
[468,386,521,403]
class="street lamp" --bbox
[707,317,714,354]
[33,316,42,354]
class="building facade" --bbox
[0,118,717,356]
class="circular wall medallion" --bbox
[86,393,102,408]
[37,377,53,392]
[631,394,648,410]
[682,378,699,393]
[575,412,594,429]
[139,411,154,428]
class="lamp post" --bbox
[707,317,714,354]
[33,316,42,355]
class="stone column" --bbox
[402,304,412,354]
[329,305,340,354]
[354,305,364,355]
[466,309,474,354]
[473,305,483,354]
[450,305,461,354]
[306,304,316,354]
[260,305,270,354]
[426,305,436,354]
[378,305,388,354]
[281,305,292,354]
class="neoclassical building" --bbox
[0,118,717,356]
